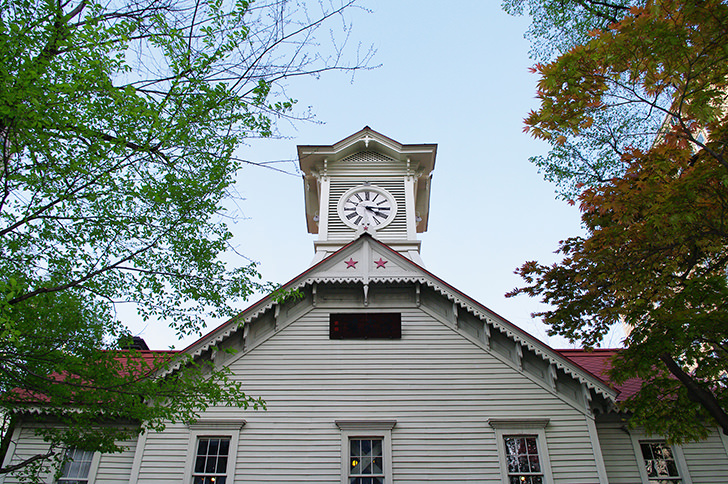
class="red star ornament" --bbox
[345,258,358,268]
[374,258,388,268]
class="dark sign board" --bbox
[329,313,402,339]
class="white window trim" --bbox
[628,432,692,484]
[489,418,553,484]
[182,419,246,484]
[335,420,396,484]
[54,448,101,484]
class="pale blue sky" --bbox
[128,1,624,350]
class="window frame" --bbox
[190,436,232,484]
[489,418,553,484]
[183,419,245,484]
[336,420,396,484]
[629,433,692,484]
[56,447,100,484]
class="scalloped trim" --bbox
[176,275,615,401]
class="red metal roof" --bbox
[8,350,179,404]
[557,348,642,401]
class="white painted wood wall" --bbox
[596,421,728,484]
[0,426,137,484]
[137,297,605,483]
[5,283,728,483]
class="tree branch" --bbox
[8,226,170,306]
[659,353,728,436]
[574,0,629,25]
[0,446,57,475]
[0,157,135,238]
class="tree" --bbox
[503,0,728,442]
[0,0,372,477]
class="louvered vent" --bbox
[325,152,409,241]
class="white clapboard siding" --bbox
[597,421,728,483]
[94,438,137,484]
[597,421,656,484]
[1,425,56,484]
[681,430,728,483]
[131,306,604,484]
[0,428,137,484]
[135,424,189,483]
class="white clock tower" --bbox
[299,127,437,265]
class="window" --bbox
[330,313,401,339]
[503,435,543,484]
[629,434,691,484]
[58,448,94,484]
[349,438,384,484]
[192,437,230,484]
[336,420,396,484]
[639,441,682,483]
[183,419,244,484]
[489,418,553,484]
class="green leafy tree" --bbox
[503,0,635,62]
[0,0,372,477]
[504,0,728,442]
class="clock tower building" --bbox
[299,127,437,265]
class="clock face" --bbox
[337,185,397,230]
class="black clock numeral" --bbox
[354,216,363,225]
[344,206,356,211]
[346,212,358,220]
[354,193,363,202]
[364,191,370,201]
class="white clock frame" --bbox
[337,184,398,231]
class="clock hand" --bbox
[366,206,389,216]
[364,206,385,218]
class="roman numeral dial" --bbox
[337,185,398,231]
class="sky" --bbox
[127,1,625,350]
